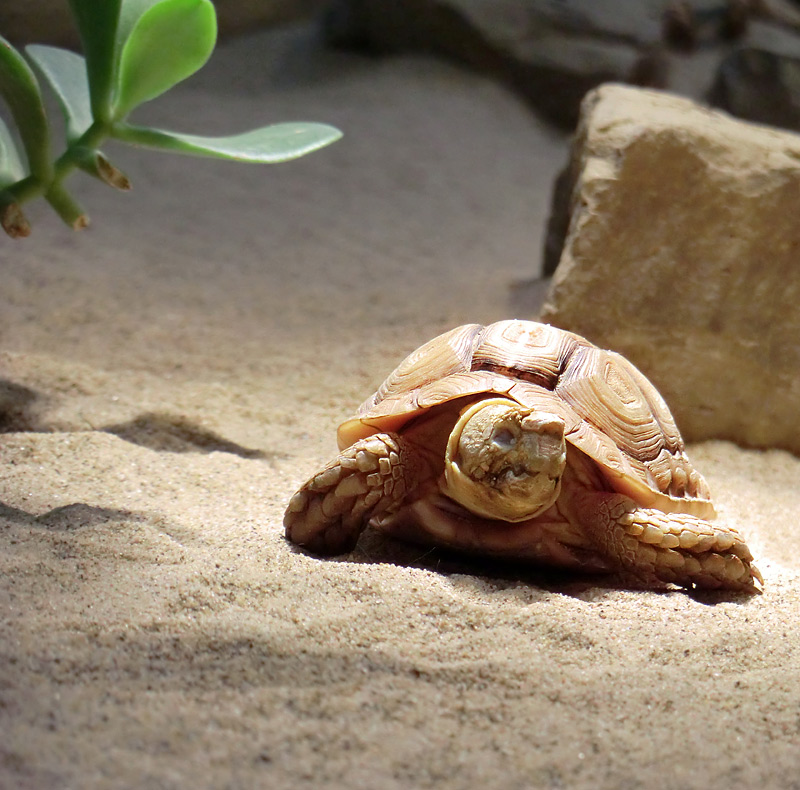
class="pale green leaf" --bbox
[26,45,93,141]
[0,116,25,187]
[112,122,343,162]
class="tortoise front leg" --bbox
[284,432,427,555]
[567,491,762,592]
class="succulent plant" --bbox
[0,0,342,238]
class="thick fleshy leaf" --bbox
[0,116,25,188]
[112,122,343,162]
[0,35,51,180]
[113,0,216,118]
[68,0,121,121]
[116,0,164,52]
[26,45,93,141]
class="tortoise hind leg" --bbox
[284,432,426,555]
[567,490,762,592]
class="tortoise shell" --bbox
[338,320,713,518]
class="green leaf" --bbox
[0,35,51,181]
[68,0,122,122]
[0,116,25,188]
[116,0,165,51]
[26,45,93,142]
[112,122,343,162]
[114,0,217,118]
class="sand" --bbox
[2,22,800,790]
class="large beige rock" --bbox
[540,84,800,453]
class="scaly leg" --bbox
[567,490,762,592]
[284,432,427,555]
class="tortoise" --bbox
[284,320,761,592]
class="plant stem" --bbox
[4,119,111,210]
[45,182,89,229]
[53,120,110,181]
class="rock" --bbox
[214,0,330,37]
[539,84,800,453]
[755,0,800,30]
[709,47,800,129]
[507,38,668,127]
[662,0,753,51]
[324,0,671,127]
[324,0,766,127]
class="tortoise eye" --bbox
[491,428,515,448]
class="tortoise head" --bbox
[443,397,566,522]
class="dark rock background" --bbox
[324,0,800,131]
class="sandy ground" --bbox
[3,22,800,790]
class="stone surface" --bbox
[704,5,800,130]
[662,0,753,50]
[539,84,800,454]
[324,0,674,127]
[710,46,800,129]
[324,0,764,127]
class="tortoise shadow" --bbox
[285,529,759,605]
[285,531,626,599]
